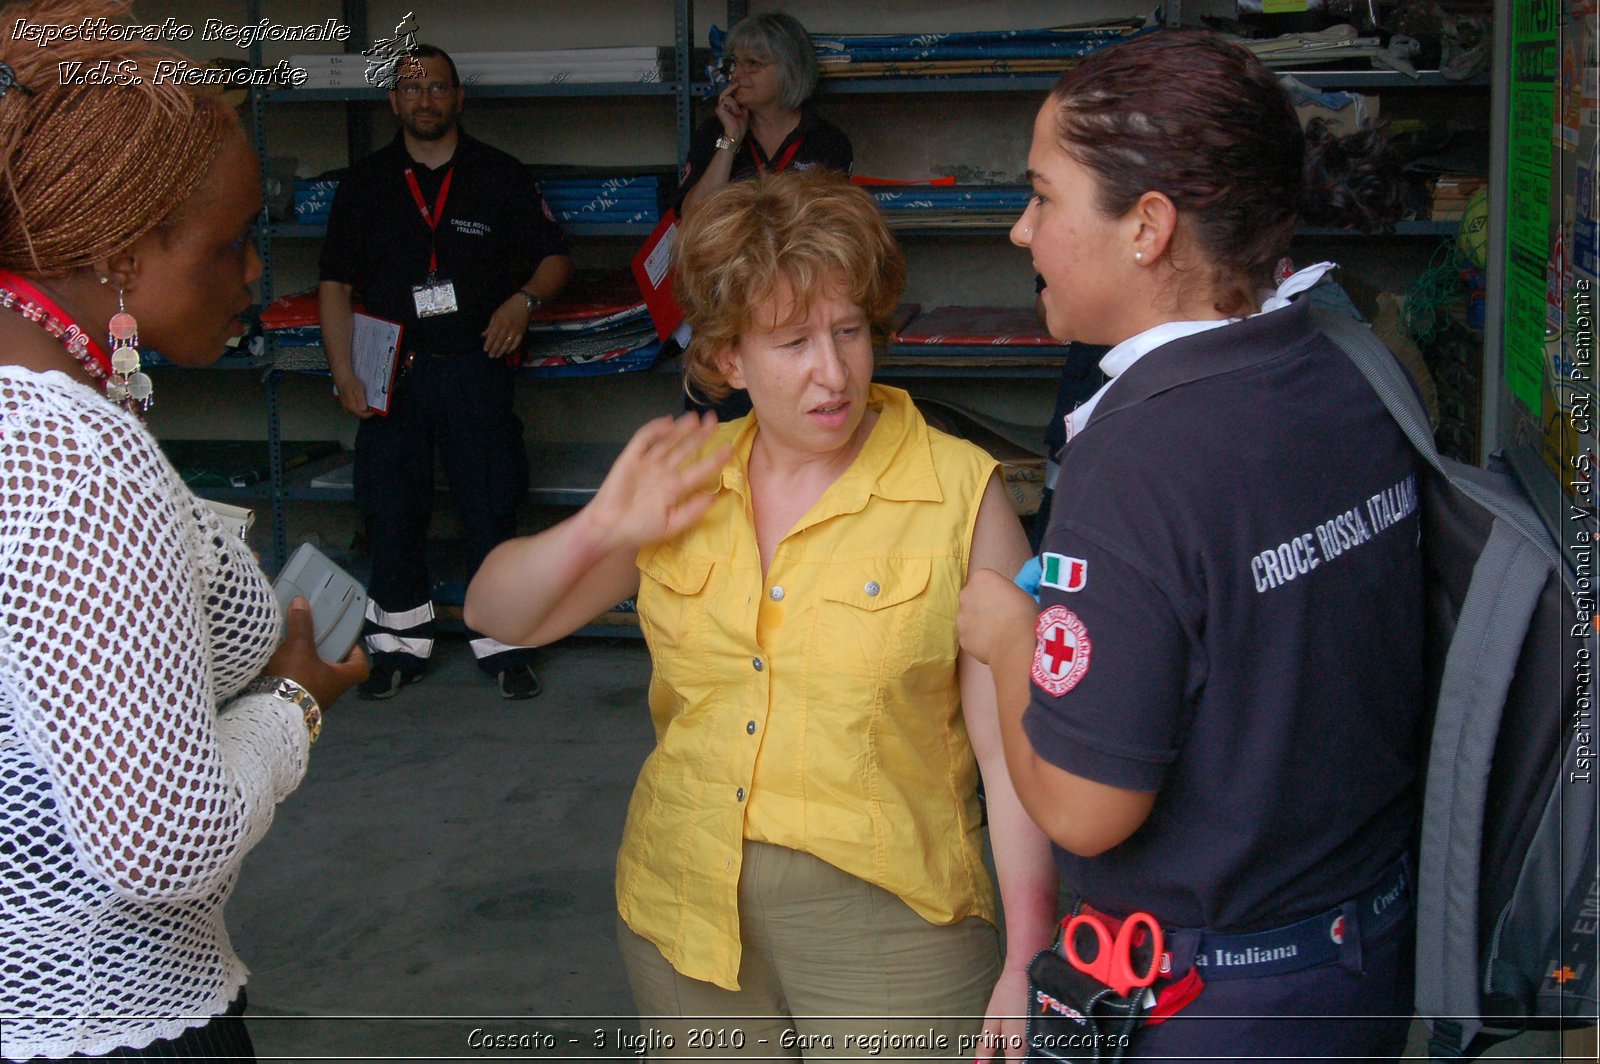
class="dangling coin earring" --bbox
[107,289,152,410]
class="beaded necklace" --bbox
[0,269,151,410]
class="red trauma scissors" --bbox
[1062,911,1164,997]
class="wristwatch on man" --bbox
[517,289,542,314]
[714,134,739,153]
[245,675,322,746]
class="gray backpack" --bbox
[1322,311,1598,1059]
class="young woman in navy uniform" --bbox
[958,30,1424,1062]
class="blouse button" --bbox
[736,787,746,802]
[752,657,764,672]
[864,581,881,596]
[746,720,757,734]
[770,586,785,601]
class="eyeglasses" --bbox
[396,81,456,99]
[718,55,773,78]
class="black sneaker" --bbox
[357,668,407,701]
[497,663,542,700]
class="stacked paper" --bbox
[293,179,339,225]
[536,174,663,227]
[869,185,1032,229]
[523,269,660,378]
[703,22,1141,83]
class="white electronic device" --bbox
[272,543,367,662]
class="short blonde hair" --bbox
[675,169,904,402]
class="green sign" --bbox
[1504,1,1559,411]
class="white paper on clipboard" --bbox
[350,312,404,415]
[641,221,676,287]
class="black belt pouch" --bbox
[1024,947,1149,1063]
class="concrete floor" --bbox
[229,637,656,1060]
[225,636,1581,1063]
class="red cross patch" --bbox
[1032,605,1091,696]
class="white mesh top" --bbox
[0,367,309,1060]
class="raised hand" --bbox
[582,412,731,553]
[716,83,749,142]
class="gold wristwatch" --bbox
[246,675,322,746]
[714,134,739,152]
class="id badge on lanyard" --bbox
[405,165,459,318]
[412,274,458,318]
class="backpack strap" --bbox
[1317,311,1566,571]
[1315,311,1559,1061]
[1421,520,1549,1060]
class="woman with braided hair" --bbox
[0,4,367,1060]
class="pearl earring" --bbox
[1135,251,1144,263]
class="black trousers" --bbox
[353,350,532,674]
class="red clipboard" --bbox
[349,311,404,416]
[630,209,685,342]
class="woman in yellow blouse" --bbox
[467,169,1055,1060]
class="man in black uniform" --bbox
[319,45,572,701]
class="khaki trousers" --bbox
[617,840,999,1061]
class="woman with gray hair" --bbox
[675,12,851,217]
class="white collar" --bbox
[1061,261,1336,446]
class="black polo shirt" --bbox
[1025,297,1425,933]
[673,105,852,210]
[320,131,568,355]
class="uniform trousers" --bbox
[1122,913,1414,1062]
[617,840,999,1060]
[353,349,532,674]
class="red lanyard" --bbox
[403,166,455,276]
[751,135,803,176]
[0,268,112,375]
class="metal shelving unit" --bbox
[239,0,698,571]
[220,1,1491,573]
[817,69,1485,95]
[264,82,682,102]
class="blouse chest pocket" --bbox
[636,549,715,655]
[815,557,934,677]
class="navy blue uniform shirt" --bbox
[1026,297,1425,933]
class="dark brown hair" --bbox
[0,0,239,276]
[1047,29,1402,305]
